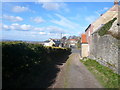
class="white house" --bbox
[44,39,61,47]
[44,39,55,46]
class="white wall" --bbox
[81,43,89,58]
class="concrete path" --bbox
[52,50,103,88]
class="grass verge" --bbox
[64,56,71,88]
[80,58,120,88]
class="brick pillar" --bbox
[81,34,89,58]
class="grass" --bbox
[80,58,120,88]
[63,57,71,88]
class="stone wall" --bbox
[89,20,120,73]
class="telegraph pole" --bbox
[60,33,62,39]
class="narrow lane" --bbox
[53,49,103,88]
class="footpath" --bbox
[52,52,103,88]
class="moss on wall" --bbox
[98,18,117,36]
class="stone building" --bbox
[81,0,120,73]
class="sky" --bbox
[1,1,114,41]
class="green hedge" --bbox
[2,41,71,88]
[98,18,117,36]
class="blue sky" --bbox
[1,2,114,41]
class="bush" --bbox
[2,41,71,88]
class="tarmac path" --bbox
[52,49,103,88]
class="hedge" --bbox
[2,41,71,88]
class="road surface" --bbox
[52,49,103,88]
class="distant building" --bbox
[43,38,61,47]
[52,39,61,47]
[68,39,78,48]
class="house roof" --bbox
[85,24,91,32]
[81,34,87,43]
[109,4,119,11]
[91,3,119,33]
[44,40,50,43]
[44,39,61,44]
[53,40,61,44]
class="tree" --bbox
[62,36,67,40]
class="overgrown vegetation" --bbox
[98,18,117,36]
[2,41,71,88]
[80,58,120,88]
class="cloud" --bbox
[33,27,45,31]
[103,7,109,10]
[21,24,32,30]
[39,32,46,35]
[85,16,97,23]
[69,14,81,21]
[3,23,33,30]
[9,23,20,30]
[62,33,69,36]
[41,3,61,10]
[37,1,68,11]
[51,14,80,29]
[95,7,109,15]
[2,22,68,39]
[3,15,23,22]
[3,24,9,30]
[0,23,2,30]
[12,6,29,12]
[46,26,65,33]
[33,17,45,23]
[2,23,43,31]
[2,23,66,34]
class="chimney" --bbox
[101,14,103,16]
[114,0,119,5]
